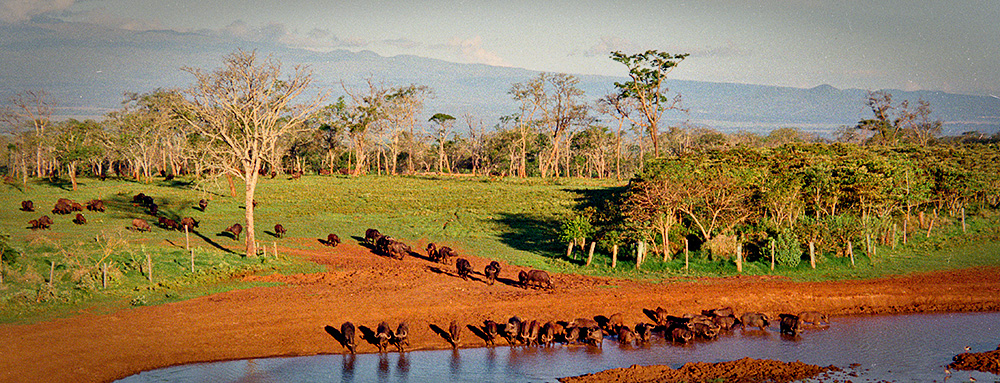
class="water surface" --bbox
[118,312,1000,382]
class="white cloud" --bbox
[440,36,508,66]
[0,0,75,23]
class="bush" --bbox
[775,231,802,267]
[0,234,19,266]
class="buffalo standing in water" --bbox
[779,314,803,336]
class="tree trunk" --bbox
[68,162,77,191]
[244,164,259,257]
[227,173,236,197]
[636,241,646,268]
[566,242,574,260]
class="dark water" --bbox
[118,312,1000,383]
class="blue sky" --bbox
[2,0,999,96]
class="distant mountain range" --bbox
[3,21,998,136]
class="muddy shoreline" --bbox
[2,241,1000,383]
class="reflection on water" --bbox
[117,312,1000,383]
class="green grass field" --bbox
[2,174,999,324]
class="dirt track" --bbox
[3,239,1000,383]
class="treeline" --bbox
[574,142,1000,269]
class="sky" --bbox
[1,0,999,96]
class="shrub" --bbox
[775,231,802,267]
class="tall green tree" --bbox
[610,50,689,157]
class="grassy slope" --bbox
[2,174,999,323]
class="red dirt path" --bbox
[3,239,1000,383]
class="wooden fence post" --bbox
[809,241,816,269]
[611,245,618,268]
[586,242,596,266]
[735,244,743,273]
[769,240,775,271]
[684,238,690,272]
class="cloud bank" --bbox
[0,0,75,23]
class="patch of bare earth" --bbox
[950,348,1000,374]
[559,357,840,383]
[2,238,1000,383]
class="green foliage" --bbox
[774,231,802,267]
[559,215,594,244]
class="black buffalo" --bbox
[518,269,553,289]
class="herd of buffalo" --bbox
[331,308,830,354]
[20,194,323,246]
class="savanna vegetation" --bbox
[2,48,1000,325]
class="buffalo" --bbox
[539,321,556,347]
[52,199,73,215]
[179,217,199,231]
[740,312,770,331]
[565,326,581,345]
[426,243,457,263]
[340,322,356,353]
[670,327,694,343]
[85,199,105,212]
[29,216,52,230]
[779,314,803,336]
[585,327,603,347]
[455,258,473,280]
[634,323,654,343]
[798,311,829,325]
[325,233,341,247]
[393,322,409,352]
[713,315,740,331]
[617,326,636,346]
[274,224,286,238]
[521,320,539,347]
[158,217,178,230]
[20,200,34,212]
[386,239,410,260]
[375,321,392,353]
[198,199,208,211]
[73,213,87,225]
[692,322,721,339]
[365,228,383,245]
[518,269,553,290]
[225,223,243,241]
[447,320,461,348]
[504,316,522,345]
[132,218,151,232]
[604,312,625,334]
[147,203,158,216]
[483,261,500,285]
[483,320,499,347]
[702,307,735,318]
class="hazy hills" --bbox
[2,21,998,136]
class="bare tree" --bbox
[3,90,54,178]
[341,79,387,175]
[429,113,456,173]
[596,93,636,181]
[178,49,325,256]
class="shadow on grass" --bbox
[494,212,576,264]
